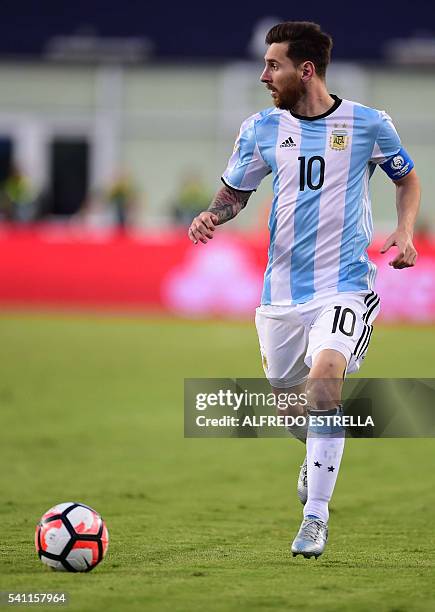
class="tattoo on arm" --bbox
[208,185,252,225]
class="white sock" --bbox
[303,407,345,524]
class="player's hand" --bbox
[188,211,219,244]
[380,229,417,269]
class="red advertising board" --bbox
[0,225,434,321]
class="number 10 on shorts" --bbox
[331,306,356,337]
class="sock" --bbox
[303,407,345,524]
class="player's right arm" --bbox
[187,111,271,245]
[370,110,420,268]
[380,168,420,268]
[188,185,253,244]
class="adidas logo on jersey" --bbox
[280,136,296,148]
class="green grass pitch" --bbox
[0,313,434,611]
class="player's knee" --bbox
[310,349,347,379]
[307,350,346,408]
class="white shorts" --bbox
[255,291,380,388]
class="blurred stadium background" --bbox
[1,3,435,610]
[0,0,434,319]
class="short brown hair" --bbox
[265,21,333,78]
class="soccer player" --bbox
[187,21,420,558]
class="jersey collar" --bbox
[289,94,342,121]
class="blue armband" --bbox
[380,147,414,180]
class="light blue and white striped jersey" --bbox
[222,96,414,305]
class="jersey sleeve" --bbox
[370,111,415,180]
[222,115,271,191]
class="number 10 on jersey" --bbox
[298,156,325,191]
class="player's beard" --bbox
[272,77,306,111]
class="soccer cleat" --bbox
[297,456,308,505]
[291,517,328,559]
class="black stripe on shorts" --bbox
[353,292,379,358]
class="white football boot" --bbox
[291,517,328,559]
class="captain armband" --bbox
[380,147,414,180]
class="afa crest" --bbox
[330,128,348,151]
[261,352,268,374]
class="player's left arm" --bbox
[380,168,421,269]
